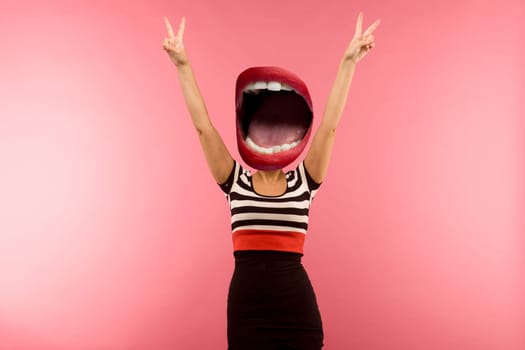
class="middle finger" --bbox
[363,19,380,36]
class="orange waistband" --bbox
[232,229,305,254]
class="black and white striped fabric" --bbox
[219,160,321,235]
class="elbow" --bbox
[195,121,213,136]
[319,124,337,137]
[319,118,337,135]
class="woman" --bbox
[163,12,379,350]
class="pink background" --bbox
[1,0,523,349]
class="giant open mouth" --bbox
[235,67,313,170]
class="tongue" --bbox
[248,119,306,148]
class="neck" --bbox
[255,169,284,182]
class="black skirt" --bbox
[227,250,324,350]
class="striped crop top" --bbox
[218,160,322,254]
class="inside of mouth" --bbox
[240,90,312,148]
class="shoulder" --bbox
[295,160,322,192]
[219,160,250,194]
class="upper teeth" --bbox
[244,81,295,94]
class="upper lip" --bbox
[235,66,313,115]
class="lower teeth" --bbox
[245,136,300,154]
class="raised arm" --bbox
[304,12,380,183]
[163,16,234,184]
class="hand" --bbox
[163,16,188,67]
[343,12,380,64]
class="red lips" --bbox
[235,66,313,170]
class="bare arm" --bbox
[304,59,356,183]
[305,12,380,183]
[163,16,233,184]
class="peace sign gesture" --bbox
[344,12,380,64]
[163,16,188,67]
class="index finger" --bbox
[354,11,363,37]
[177,16,185,41]
[164,16,176,38]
